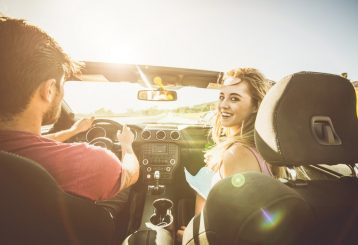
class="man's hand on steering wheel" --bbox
[70,117,95,134]
[117,124,135,153]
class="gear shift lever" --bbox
[148,170,165,195]
[154,170,160,185]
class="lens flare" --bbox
[153,76,163,87]
[231,173,245,188]
[260,208,284,231]
[136,65,152,89]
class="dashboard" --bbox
[70,121,210,184]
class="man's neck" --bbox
[0,111,42,135]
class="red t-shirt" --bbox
[0,130,122,201]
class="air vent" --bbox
[156,130,166,140]
[141,130,151,140]
[170,131,180,140]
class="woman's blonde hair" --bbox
[205,68,273,172]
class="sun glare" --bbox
[64,81,219,119]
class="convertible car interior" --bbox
[0,63,357,245]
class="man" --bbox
[44,116,95,142]
[0,17,139,208]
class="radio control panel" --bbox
[140,143,179,183]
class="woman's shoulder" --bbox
[223,143,255,162]
[221,143,261,175]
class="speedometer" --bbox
[85,126,106,142]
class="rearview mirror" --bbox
[137,90,177,101]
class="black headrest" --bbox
[255,71,358,166]
[183,172,314,245]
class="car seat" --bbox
[182,71,358,245]
[0,151,116,245]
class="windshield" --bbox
[64,81,218,125]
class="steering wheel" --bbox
[91,119,123,130]
[87,119,123,151]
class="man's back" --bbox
[0,129,122,200]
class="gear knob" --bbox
[148,170,164,195]
[154,170,160,180]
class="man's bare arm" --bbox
[44,117,94,142]
[117,125,140,190]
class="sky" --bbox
[1,0,357,81]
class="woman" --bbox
[195,67,285,214]
[177,68,277,241]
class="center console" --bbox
[140,143,179,183]
[122,170,176,245]
[140,192,174,231]
[122,139,181,244]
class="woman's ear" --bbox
[38,79,57,103]
[252,102,259,114]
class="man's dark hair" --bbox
[0,17,81,120]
